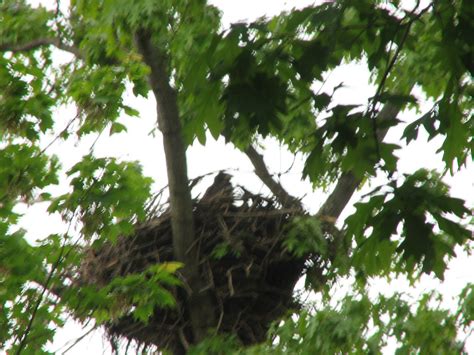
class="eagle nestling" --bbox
[200,171,233,204]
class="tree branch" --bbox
[0,37,82,58]
[317,4,431,222]
[244,145,302,209]
[134,30,216,343]
[317,101,403,220]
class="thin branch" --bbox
[41,113,79,154]
[371,2,424,105]
[15,236,69,354]
[368,1,429,163]
[244,145,301,209]
[59,325,97,355]
[15,174,103,353]
[0,37,82,58]
[317,4,433,222]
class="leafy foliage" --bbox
[347,169,471,280]
[0,0,472,353]
[0,144,59,222]
[190,288,471,354]
[67,262,182,324]
[49,155,152,242]
[284,216,325,258]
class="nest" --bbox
[78,175,332,352]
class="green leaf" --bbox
[313,93,331,111]
[109,122,127,134]
[123,105,139,117]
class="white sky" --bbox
[5,1,472,354]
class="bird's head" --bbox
[214,171,231,184]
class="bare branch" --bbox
[0,37,82,58]
[58,325,97,355]
[245,145,302,209]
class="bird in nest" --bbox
[200,171,234,205]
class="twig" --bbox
[226,269,235,296]
[178,327,190,351]
[280,154,296,176]
[368,1,431,163]
[125,339,132,355]
[59,325,97,354]
[223,208,299,218]
[215,297,225,333]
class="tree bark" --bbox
[134,31,216,344]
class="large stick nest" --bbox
[78,173,335,352]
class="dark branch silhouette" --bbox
[0,37,82,58]
[245,145,302,209]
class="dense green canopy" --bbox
[0,0,472,353]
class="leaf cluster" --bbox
[0,0,472,352]
[190,285,473,354]
[347,169,472,280]
[66,262,182,324]
[48,155,152,243]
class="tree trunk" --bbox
[134,31,216,345]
